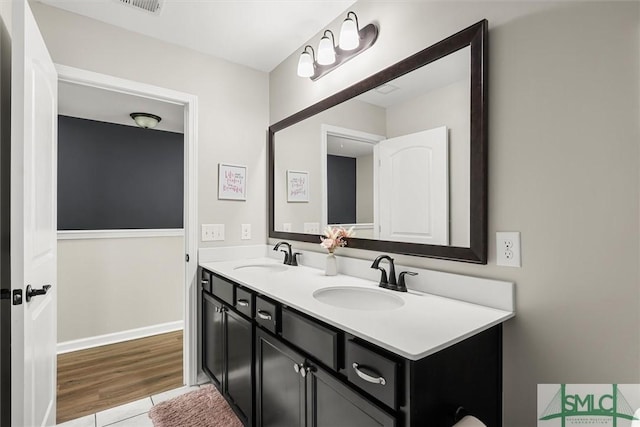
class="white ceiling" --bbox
[356,46,470,108]
[58,80,185,133]
[38,0,357,72]
[327,135,374,158]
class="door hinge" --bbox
[185,254,190,262]
[12,289,22,305]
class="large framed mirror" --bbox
[269,20,487,263]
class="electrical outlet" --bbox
[212,224,225,241]
[241,224,251,240]
[282,223,292,232]
[496,231,521,267]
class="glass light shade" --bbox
[339,17,359,50]
[130,113,161,129]
[317,36,336,65]
[297,51,314,77]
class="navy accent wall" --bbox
[58,116,184,230]
[327,155,356,224]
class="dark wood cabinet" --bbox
[202,292,224,386]
[307,360,396,427]
[201,267,502,427]
[226,308,253,424]
[256,329,396,427]
[202,284,253,426]
[256,329,306,427]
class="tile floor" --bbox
[56,385,203,427]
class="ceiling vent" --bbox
[116,0,163,15]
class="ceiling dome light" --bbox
[130,112,161,129]
[297,45,315,78]
[317,30,336,65]
[339,11,360,51]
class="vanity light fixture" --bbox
[296,11,378,81]
[297,45,316,78]
[317,30,336,65]
[339,11,360,50]
[130,112,162,129]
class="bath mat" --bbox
[149,384,243,427]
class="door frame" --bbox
[55,64,199,386]
[320,124,384,233]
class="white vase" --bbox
[325,253,337,276]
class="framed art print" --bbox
[218,163,247,200]
[287,170,309,202]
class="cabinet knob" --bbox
[300,363,315,378]
[293,363,301,374]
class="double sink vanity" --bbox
[199,249,514,427]
[199,17,514,427]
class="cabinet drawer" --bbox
[200,269,212,293]
[346,339,399,409]
[281,308,339,371]
[210,274,235,305]
[235,287,254,318]
[255,296,279,333]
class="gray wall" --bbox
[31,1,269,247]
[274,99,385,232]
[30,2,269,343]
[269,2,640,425]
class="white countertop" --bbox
[200,257,514,361]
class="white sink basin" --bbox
[313,286,405,311]
[233,263,288,272]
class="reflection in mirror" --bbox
[269,19,487,263]
[274,47,470,247]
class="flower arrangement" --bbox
[320,226,355,253]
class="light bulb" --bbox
[339,17,359,50]
[317,35,336,65]
[297,51,314,77]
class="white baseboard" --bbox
[57,320,184,354]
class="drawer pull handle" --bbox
[201,280,209,286]
[352,363,386,386]
[257,310,272,321]
[237,299,250,307]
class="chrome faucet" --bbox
[273,242,300,266]
[370,255,417,292]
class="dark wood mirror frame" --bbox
[269,19,488,264]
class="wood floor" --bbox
[56,330,184,424]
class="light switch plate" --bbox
[211,224,225,241]
[241,224,251,240]
[201,224,214,242]
[304,222,320,234]
[496,231,521,267]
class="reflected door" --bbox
[376,126,449,245]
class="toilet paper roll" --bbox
[453,415,486,427]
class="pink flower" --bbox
[320,238,335,250]
[319,226,355,253]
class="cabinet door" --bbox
[307,366,396,427]
[226,308,253,426]
[256,329,305,427]
[203,292,225,387]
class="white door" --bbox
[376,126,449,245]
[10,1,58,426]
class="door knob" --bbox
[25,284,51,302]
